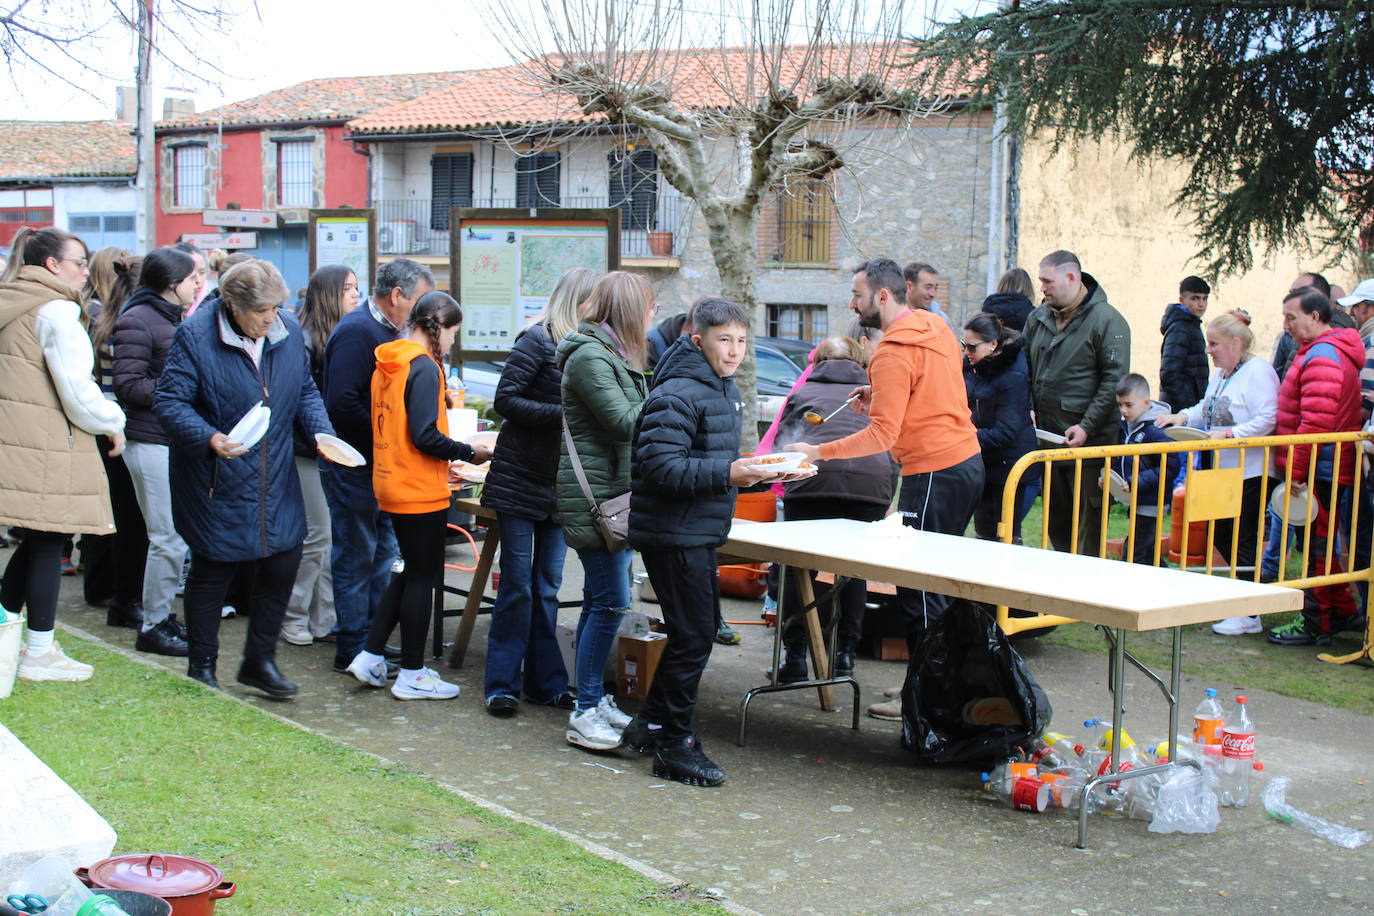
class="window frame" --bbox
[773,177,834,266]
[275,138,314,208]
[171,142,207,210]
[765,303,829,342]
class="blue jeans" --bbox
[573,545,632,711]
[321,464,398,662]
[484,514,569,703]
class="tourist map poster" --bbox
[453,213,617,353]
[309,209,376,299]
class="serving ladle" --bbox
[803,392,860,425]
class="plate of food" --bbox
[1034,428,1066,445]
[226,402,270,454]
[316,433,366,467]
[747,451,805,472]
[1164,425,1208,441]
[450,431,498,484]
[779,461,819,482]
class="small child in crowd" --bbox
[622,297,781,787]
[1114,373,1182,566]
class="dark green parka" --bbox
[1022,274,1131,446]
[556,322,648,551]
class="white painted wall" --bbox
[53,182,135,226]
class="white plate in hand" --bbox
[226,402,270,454]
[1035,428,1066,445]
[1164,426,1208,441]
[747,451,805,472]
[316,433,366,467]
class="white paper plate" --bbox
[1034,428,1066,445]
[226,402,270,454]
[1100,469,1131,504]
[316,433,366,467]
[747,451,805,472]
[1270,482,1314,526]
[1164,426,1208,441]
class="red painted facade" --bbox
[324,126,369,208]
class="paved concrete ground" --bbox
[51,541,1374,915]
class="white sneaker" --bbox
[1212,615,1263,636]
[566,707,623,750]
[597,694,632,731]
[220,605,237,619]
[280,624,313,646]
[391,668,460,700]
[17,642,93,682]
[345,653,388,687]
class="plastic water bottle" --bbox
[1219,695,1257,806]
[984,759,1039,791]
[1031,730,1079,769]
[981,771,1051,812]
[1193,687,1225,746]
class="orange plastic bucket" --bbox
[720,490,776,597]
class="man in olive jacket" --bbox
[1023,250,1130,555]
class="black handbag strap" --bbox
[562,418,601,513]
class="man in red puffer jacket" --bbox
[1268,287,1367,646]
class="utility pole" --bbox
[135,0,156,252]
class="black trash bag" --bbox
[900,599,1051,766]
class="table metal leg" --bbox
[445,525,500,668]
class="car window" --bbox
[756,347,802,387]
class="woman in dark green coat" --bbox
[556,271,654,751]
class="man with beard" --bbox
[786,258,981,721]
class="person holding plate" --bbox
[154,259,336,695]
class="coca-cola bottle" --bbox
[1219,695,1257,806]
[1030,731,1079,769]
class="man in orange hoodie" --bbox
[787,258,982,714]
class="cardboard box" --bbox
[617,632,668,700]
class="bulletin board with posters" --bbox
[308,208,377,301]
[450,208,620,358]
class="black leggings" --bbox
[366,509,448,670]
[1,529,66,632]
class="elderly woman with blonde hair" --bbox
[154,259,337,696]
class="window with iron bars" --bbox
[173,145,206,209]
[773,178,833,264]
[766,303,828,342]
[277,140,313,207]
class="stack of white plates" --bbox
[226,402,271,455]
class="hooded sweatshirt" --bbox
[371,338,474,514]
[818,309,979,475]
[1112,399,1181,517]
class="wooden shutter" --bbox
[431,153,473,230]
[608,148,657,231]
[515,151,560,208]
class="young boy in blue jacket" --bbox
[623,297,781,786]
[1114,373,1183,565]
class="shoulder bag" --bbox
[562,419,631,551]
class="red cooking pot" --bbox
[76,854,235,916]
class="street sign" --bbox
[180,232,257,249]
[201,208,279,228]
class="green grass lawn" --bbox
[2,639,725,916]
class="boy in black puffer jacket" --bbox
[625,298,780,786]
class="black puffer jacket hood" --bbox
[981,291,1034,331]
[964,334,1036,473]
[111,285,185,445]
[629,334,743,549]
[482,323,564,521]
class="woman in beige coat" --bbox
[0,227,126,682]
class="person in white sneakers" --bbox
[0,228,127,681]
[345,291,489,700]
[1155,309,1280,635]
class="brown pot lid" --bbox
[87,854,223,896]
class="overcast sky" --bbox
[1,0,990,121]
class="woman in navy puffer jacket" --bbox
[962,312,1038,541]
[154,260,334,697]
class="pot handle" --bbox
[74,866,93,887]
[210,881,236,899]
[144,854,168,877]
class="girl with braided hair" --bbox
[345,290,492,699]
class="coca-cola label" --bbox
[1222,731,1256,759]
[1011,777,1048,812]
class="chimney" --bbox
[162,98,196,121]
[116,86,136,122]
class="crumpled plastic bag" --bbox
[1148,767,1219,834]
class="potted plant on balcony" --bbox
[647,230,673,257]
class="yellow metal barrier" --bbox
[994,431,1374,665]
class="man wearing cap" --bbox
[1341,279,1374,418]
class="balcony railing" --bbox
[373,195,692,259]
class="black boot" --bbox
[765,646,808,683]
[652,735,726,787]
[237,657,299,698]
[135,617,189,657]
[621,715,661,755]
[106,601,143,629]
[187,659,219,690]
[833,640,855,679]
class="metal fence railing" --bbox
[993,431,1374,665]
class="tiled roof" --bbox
[157,70,469,129]
[348,45,969,135]
[0,120,136,180]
